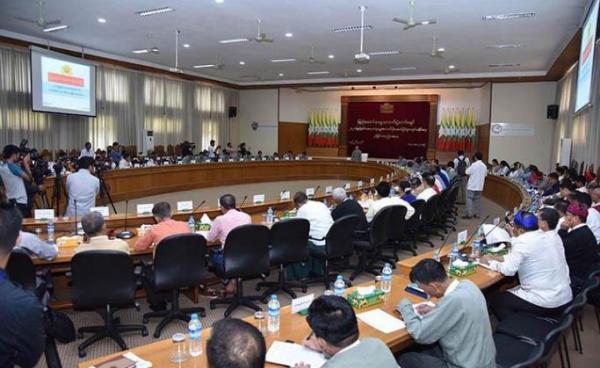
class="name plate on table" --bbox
[370,178,375,185]
[308,157,313,160]
[90,206,110,217]
[137,204,153,215]
[253,194,265,204]
[190,160,196,164]
[325,186,333,194]
[218,159,223,162]
[274,157,280,161]
[284,157,290,160]
[357,180,363,188]
[229,159,235,162]
[262,157,268,161]
[177,201,193,212]
[163,162,170,165]
[346,157,351,160]
[295,157,300,160]
[292,293,314,314]
[457,230,468,245]
[133,163,140,168]
[34,209,55,221]
[240,158,245,162]
[280,191,291,201]
[251,158,256,161]
[306,187,315,197]
[205,159,211,163]
[344,183,351,190]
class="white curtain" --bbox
[0,45,238,153]
[552,39,600,169]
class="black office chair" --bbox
[71,251,147,358]
[6,248,46,299]
[142,234,208,338]
[350,206,393,281]
[494,333,545,368]
[308,215,360,289]
[210,225,270,317]
[385,205,413,258]
[420,194,445,240]
[256,218,310,299]
[402,199,434,248]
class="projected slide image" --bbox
[575,0,598,112]
[41,56,91,112]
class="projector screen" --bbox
[30,47,96,117]
[575,0,599,112]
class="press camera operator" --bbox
[65,156,100,217]
[0,144,34,217]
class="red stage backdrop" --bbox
[346,101,430,159]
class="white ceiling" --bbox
[0,0,590,86]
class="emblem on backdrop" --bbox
[380,102,394,114]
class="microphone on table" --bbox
[464,215,491,245]
[73,199,78,235]
[117,200,134,239]
[314,185,320,195]
[191,200,206,219]
[238,195,248,211]
[433,231,452,261]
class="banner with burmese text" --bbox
[346,101,430,159]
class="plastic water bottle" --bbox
[381,263,393,293]
[47,219,55,244]
[188,313,202,356]
[390,187,396,196]
[471,239,481,260]
[267,295,280,333]
[448,243,460,268]
[323,198,328,207]
[334,275,346,297]
[266,207,274,223]
[188,215,196,233]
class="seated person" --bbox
[571,192,600,244]
[118,152,132,169]
[0,203,45,368]
[207,194,252,295]
[445,161,457,181]
[397,259,495,368]
[481,211,572,321]
[541,173,560,197]
[288,192,333,280]
[207,318,266,368]
[416,175,437,202]
[365,181,414,222]
[554,199,570,231]
[557,203,599,288]
[135,202,190,251]
[74,212,130,254]
[295,295,398,368]
[399,180,417,203]
[16,230,58,261]
[330,187,368,232]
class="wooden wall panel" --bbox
[278,122,308,154]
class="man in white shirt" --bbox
[119,152,132,169]
[208,140,217,160]
[65,157,100,217]
[463,152,487,219]
[416,175,437,202]
[453,150,470,204]
[366,181,414,222]
[481,211,572,321]
[289,192,334,280]
[572,191,600,244]
[79,142,95,159]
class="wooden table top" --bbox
[79,264,504,368]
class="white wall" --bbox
[238,89,278,154]
[489,82,557,173]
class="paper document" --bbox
[357,309,405,333]
[266,341,327,368]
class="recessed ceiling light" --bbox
[97,18,106,23]
[219,38,250,44]
[368,50,400,56]
[285,32,293,38]
[391,66,417,71]
[437,47,445,52]
[356,68,362,73]
[482,12,535,21]
[332,25,373,33]
[215,0,224,3]
[43,25,69,32]
[193,64,216,69]
[488,63,521,67]
[486,43,525,49]
[132,49,150,54]
[278,73,285,77]
[239,61,245,65]
[448,65,456,69]
[328,54,335,59]
[271,58,296,63]
[183,43,190,48]
[307,71,330,75]
[136,7,174,17]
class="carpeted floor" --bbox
[36,197,600,368]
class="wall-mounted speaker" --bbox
[228,106,237,118]
[547,104,558,120]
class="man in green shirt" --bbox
[397,259,496,368]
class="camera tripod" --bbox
[96,167,117,214]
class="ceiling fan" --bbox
[354,6,370,65]
[300,46,326,65]
[393,0,437,30]
[16,0,63,30]
[419,36,445,58]
[224,19,274,44]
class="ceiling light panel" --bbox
[271,58,296,63]
[136,7,174,17]
[307,71,329,75]
[132,49,149,54]
[332,25,373,33]
[369,50,400,56]
[486,43,525,49]
[488,63,521,67]
[43,25,69,32]
[391,66,416,71]
[482,12,535,21]
[219,38,250,44]
[193,64,216,68]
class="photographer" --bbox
[0,144,33,217]
[65,157,100,217]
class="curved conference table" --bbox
[78,170,530,368]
